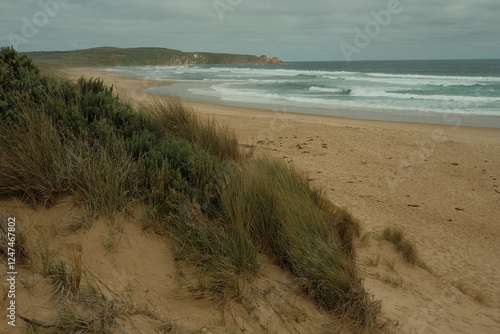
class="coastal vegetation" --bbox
[0,46,380,332]
[380,226,427,269]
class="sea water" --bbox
[103,59,500,127]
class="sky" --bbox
[1,0,499,61]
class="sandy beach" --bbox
[19,67,500,333]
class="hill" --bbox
[22,46,283,67]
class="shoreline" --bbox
[147,81,500,129]
[62,67,500,135]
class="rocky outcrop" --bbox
[259,55,284,64]
[269,57,283,64]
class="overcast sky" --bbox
[1,0,499,61]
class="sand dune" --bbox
[1,67,498,333]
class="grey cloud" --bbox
[1,0,499,60]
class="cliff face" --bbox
[258,55,283,64]
[24,47,283,67]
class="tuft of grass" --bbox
[143,97,243,161]
[19,273,43,290]
[102,215,125,253]
[383,258,396,271]
[380,226,426,269]
[38,247,83,300]
[28,284,119,333]
[74,134,139,217]
[63,209,96,233]
[0,109,77,207]
[381,275,403,288]
[359,231,374,245]
[365,254,381,267]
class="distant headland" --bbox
[22,47,283,67]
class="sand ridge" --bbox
[2,67,498,333]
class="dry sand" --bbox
[1,67,499,333]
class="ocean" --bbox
[103,59,500,127]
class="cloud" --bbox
[1,0,499,60]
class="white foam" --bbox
[364,72,500,87]
[104,65,500,118]
[309,86,351,94]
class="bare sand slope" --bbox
[0,199,354,333]
[1,198,497,333]
[1,67,497,333]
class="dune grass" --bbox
[380,226,427,269]
[219,159,379,325]
[0,47,382,331]
[142,97,243,161]
[0,108,76,206]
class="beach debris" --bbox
[455,207,464,211]
[408,204,420,208]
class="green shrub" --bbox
[139,139,223,214]
[1,46,44,122]
[125,129,158,159]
